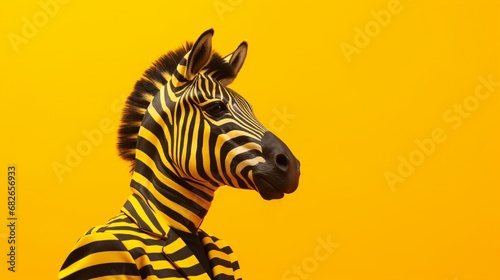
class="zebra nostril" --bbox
[275,154,289,171]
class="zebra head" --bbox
[118,29,300,201]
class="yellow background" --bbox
[1,0,499,279]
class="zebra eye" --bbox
[203,101,228,117]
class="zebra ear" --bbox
[220,41,248,86]
[185,29,214,80]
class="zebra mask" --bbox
[118,28,300,231]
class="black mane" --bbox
[117,42,236,171]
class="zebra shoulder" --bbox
[198,230,243,279]
[58,222,141,279]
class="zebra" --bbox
[59,29,300,280]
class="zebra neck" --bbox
[130,166,215,234]
[130,137,216,233]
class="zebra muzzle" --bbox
[253,132,300,200]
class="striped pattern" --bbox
[59,195,242,279]
[59,30,267,279]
